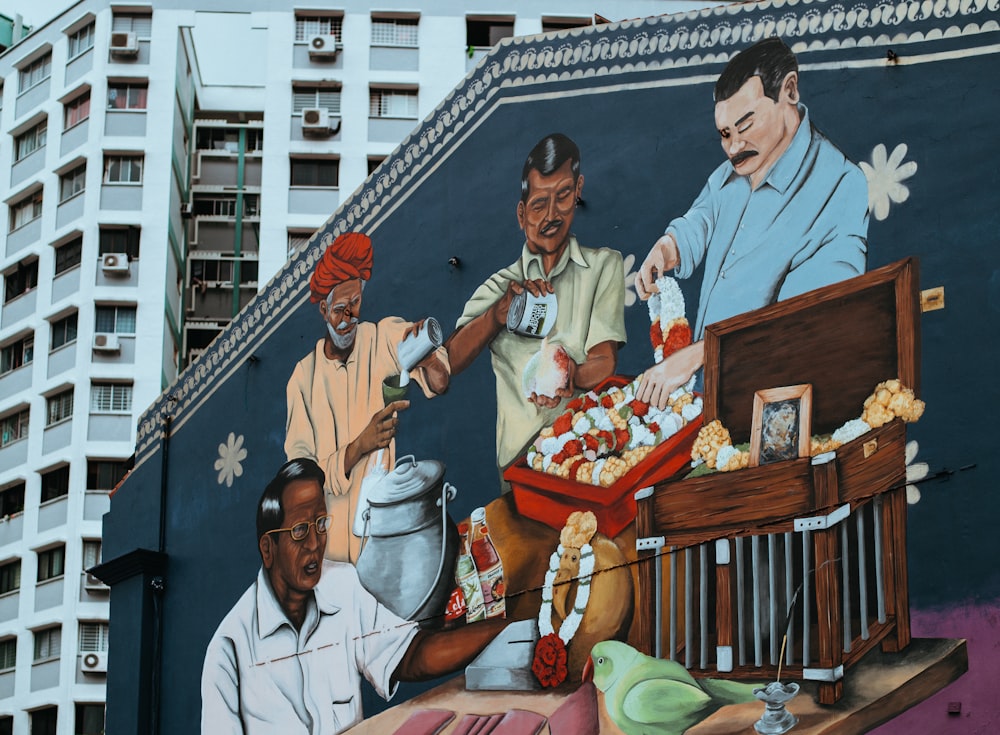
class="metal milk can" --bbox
[355,455,459,627]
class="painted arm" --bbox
[445,279,553,375]
[201,638,245,735]
[779,167,869,299]
[394,618,510,683]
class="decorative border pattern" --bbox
[134,0,1000,463]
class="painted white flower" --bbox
[623,253,638,307]
[904,439,929,505]
[860,143,917,221]
[215,432,247,488]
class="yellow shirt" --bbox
[457,237,626,475]
[284,317,446,563]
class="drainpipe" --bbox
[232,128,246,318]
[150,407,172,735]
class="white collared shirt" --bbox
[201,561,418,734]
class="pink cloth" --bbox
[391,708,455,735]
[548,682,599,735]
[490,709,546,735]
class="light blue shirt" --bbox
[668,107,869,338]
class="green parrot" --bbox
[584,640,761,735]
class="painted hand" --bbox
[636,342,703,409]
[636,234,680,300]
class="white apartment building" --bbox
[0,1,718,732]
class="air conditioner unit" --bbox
[101,252,130,274]
[307,34,342,59]
[81,651,108,674]
[92,333,121,353]
[84,572,109,591]
[302,108,332,136]
[109,31,139,56]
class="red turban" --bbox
[309,232,373,303]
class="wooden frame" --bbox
[749,384,812,468]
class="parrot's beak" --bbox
[581,655,594,682]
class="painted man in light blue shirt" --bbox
[636,37,868,407]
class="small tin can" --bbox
[506,291,558,338]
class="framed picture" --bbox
[749,384,813,467]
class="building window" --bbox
[104,155,143,184]
[0,716,11,735]
[42,467,71,503]
[78,623,109,653]
[86,461,127,491]
[0,560,20,595]
[371,17,418,47]
[59,164,87,202]
[0,638,15,671]
[75,704,104,735]
[112,12,152,37]
[541,17,592,33]
[40,466,70,501]
[82,540,102,569]
[37,547,65,583]
[287,230,312,257]
[64,91,91,129]
[18,53,52,93]
[9,190,43,232]
[55,237,83,274]
[45,391,74,428]
[369,88,417,119]
[4,260,38,302]
[68,23,96,58]
[99,228,140,259]
[30,707,58,735]
[0,483,25,516]
[1,334,33,375]
[94,305,136,334]
[0,409,29,448]
[51,312,79,350]
[290,158,339,187]
[107,82,148,110]
[466,17,515,48]
[194,126,263,153]
[367,156,386,175]
[294,15,343,42]
[292,85,341,115]
[14,119,47,161]
[90,383,132,414]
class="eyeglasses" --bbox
[265,515,332,542]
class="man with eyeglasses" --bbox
[202,458,506,734]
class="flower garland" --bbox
[532,543,595,688]
[647,275,692,364]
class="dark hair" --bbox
[520,134,581,202]
[714,37,798,103]
[256,458,326,540]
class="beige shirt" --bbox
[457,237,626,473]
[285,318,446,563]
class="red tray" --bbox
[504,376,702,538]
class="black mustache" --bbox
[540,220,564,236]
[731,150,758,166]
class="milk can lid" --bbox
[368,455,445,504]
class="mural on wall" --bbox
[98,1,1000,734]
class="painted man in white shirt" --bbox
[201,459,505,734]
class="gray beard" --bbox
[327,319,358,350]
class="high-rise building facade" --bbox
[0,2,719,732]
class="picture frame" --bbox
[749,384,813,467]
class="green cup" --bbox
[382,374,410,403]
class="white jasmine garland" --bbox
[538,544,595,644]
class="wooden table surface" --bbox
[346,638,967,735]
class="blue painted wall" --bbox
[103,1,1000,731]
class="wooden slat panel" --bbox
[881,488,912,653]
[837,420,907,504]
[653,460,813,536]
[813,462,844,705]
[635,493,657,656]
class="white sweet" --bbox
[541,436,561,456]
[681,401,703,422]
[833,418,872,445]
[573,416,593,436]
[591,459,607,485]
[715,444,739,471]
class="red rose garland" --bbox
[531,633,568,688]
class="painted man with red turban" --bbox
[284,232,450,563]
